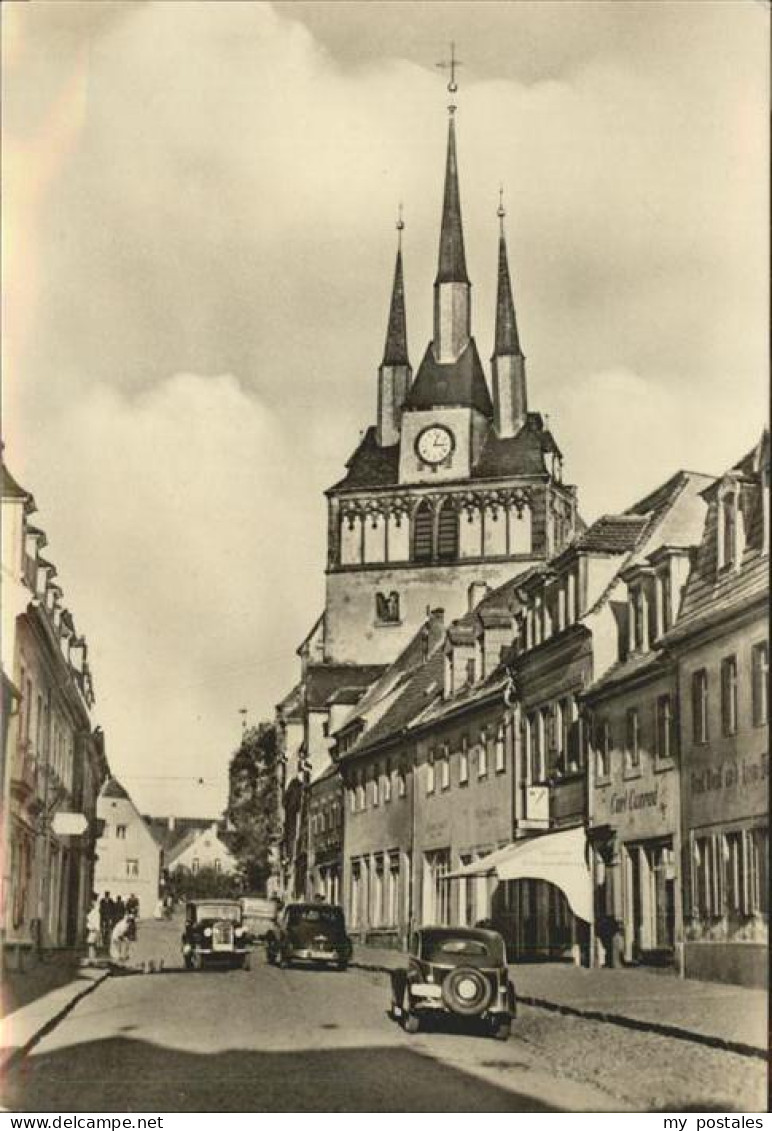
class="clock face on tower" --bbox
[416,424,455,466]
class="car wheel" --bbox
[336,960,348,972]
[278,951,291,969]
[193,952,204,972]
[183,953,194,971]
[492,1018,511,1041]
[403,1012,420,1034]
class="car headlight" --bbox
[203,927,213,938]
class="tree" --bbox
[223,721,282,895]
[167,865,240,901]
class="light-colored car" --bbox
[240,895,279,944]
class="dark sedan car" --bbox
[266,902,352,970]
[390,927,516,1039]
[181,899,251,970]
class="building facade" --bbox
[665,434,769,987]
[1,462,107,964]
[95,778,161,915]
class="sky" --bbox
[2,1,768,817]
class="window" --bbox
[752,642,768,727]
[413,500,434,562]
[466,657,476,685]
[530,712,545,782]
[656,695,674,761]
[191,858,200,874]
[116,824,127,840]
[426,753,435,795]
[437,499,459,561]
[372,768,379,806]
[459,737,469,784]
[494,725,506,773]
[384,760,392,803]
[126,859,139,879]
[387,854,400,927]
[721,656,738,736]
[692,669,709,745]
[693,836,721,918]
[397,765,407,798]
[660,569,672,634]
[721,494,737,569]
[349,786,357,814]
[625,708,640,769]
[478,734,488,778]
[213,859,222,873]
[724,832,744,915]
[440,749,450,790]
[596,719,611,779]
[747,827,769,915]
[357,774,366,811]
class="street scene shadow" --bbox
[1,961,90,1018]
[3,1035,563,1113]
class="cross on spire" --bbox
[436,41,463,113]
[498,185,506,234]
[396,202,404,249]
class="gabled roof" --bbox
[164,822,228,870]
[473,413,557,479]
[305,663,386,712]
[1,463,31,501]
[404,338,493,418]
[276,681,304,722]
[101,776,131,801]
[329,427,400,492]
[144,815,222,854]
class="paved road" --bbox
[2,923,765,1113]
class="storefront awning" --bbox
[447,826,592,922]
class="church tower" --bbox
[323,69,578,665]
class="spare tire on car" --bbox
[440,966,494,1017]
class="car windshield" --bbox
[418,932,503,965]
[242,899,276,918]
[287,906,343,926]
[193,903,241,923]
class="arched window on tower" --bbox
[413,500,434,562]
[437,499,459,561]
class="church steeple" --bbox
[377,210,412,447]
[492,193,528,437]
[433,49,471,365]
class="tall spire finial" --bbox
[436,41,463,114]
[497,185,506,235]
[396,202,404,250]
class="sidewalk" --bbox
[352,944,768,1058]
[0,965,110,1071]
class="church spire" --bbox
[494,190,521,356]
[382,206,409,366]
[435,116,470,287]
[492,191,528,437]
[377,209,412,447]
[433,45,471,364]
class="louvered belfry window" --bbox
[437,500,459,561]
[413,500,434,561]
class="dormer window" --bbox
[717,480,745,571]
[466,657,476,685]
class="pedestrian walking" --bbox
[110,912,136,966]
[126,893,139,917]
[99,892,114,948]
[86,894,101,965]
[114,895,126,924]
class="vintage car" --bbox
[265,902,352,970]
[181,899,251,970]
[240,895,279,944]
[390,927,516,1039]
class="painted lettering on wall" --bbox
[691,752,768,796]
[610,785,659,816]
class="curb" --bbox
[351,959,767,1061]
[1,969,112,1073]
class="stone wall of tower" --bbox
[493,354,527,438]
[434,283,471,362]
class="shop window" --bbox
[459,737,469,784]
[747,827,769,915]
[625,708,640,770]
[720,656,738,736]
[691,669,709,745]
[655,695,674,762]
[751,642,768,727]
[387,854,400,927]
[693,836,721,918]
[723,832,745,915]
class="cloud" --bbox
[2,1,767,812]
